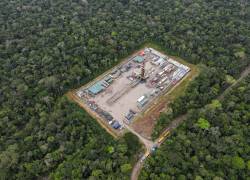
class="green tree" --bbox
[121,164,132,174]
[232,156,245,170]
[196,118,210,130]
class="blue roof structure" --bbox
[133,56,144,63]
[88,82,104,95]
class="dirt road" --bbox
[129,114,187,180]
[124,124,154,152]
[67,64,249,180]
[125,124,154,180]
[218,65,250,100]
[130,64,250,180]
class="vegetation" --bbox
[0,0,249,179]
[140,75,250,179]
[152,66,227,138]
[51,129,141,179]
[0,97,142,179]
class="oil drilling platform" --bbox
[107,60,147,105]
[140,61,146,81]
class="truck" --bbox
[163,131,170,137]
[140,151,150,163]
[125,112,134,121]
[157,136,164,144]
[112,121,121,129]
[157,131,170,143]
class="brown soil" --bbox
[132,100,168,139]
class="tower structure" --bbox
[140,61,145,81]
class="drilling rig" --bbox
[140,61,146,81]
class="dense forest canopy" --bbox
[140,75,250,179]
[0,0,250,179]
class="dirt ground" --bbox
[131,60,199,139]
[70,46,198,139]
[81,48,183,131]
[131,100,167,139]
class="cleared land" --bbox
[69,47,194,137]
[131,54,199,139]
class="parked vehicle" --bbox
[140,151,150,162]
[129,109,136,114]
[125,112,134,120]
[112,121,121,129]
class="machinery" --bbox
[140,61,146,81]
[157,131,170,144]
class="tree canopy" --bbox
[140,75,250,179]
[0,0,249,179]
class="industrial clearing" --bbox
[70,47,192,137]
[68,47,198,179]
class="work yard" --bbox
[69,47,196,137]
